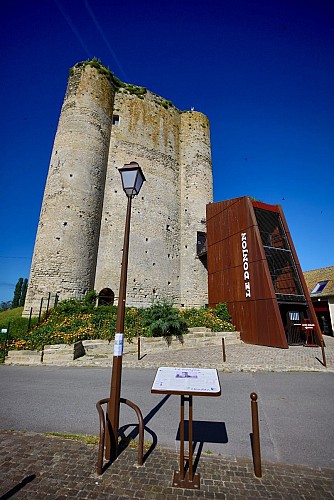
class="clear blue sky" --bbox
[1,0,333,303]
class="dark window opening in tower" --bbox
[197,232,207,256]
[112,115,120,126]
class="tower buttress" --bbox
[23,64,114,315]
[179,111,213,307]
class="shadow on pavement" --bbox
[118,394,171,463]
[1,474,36,499]
[176,421,228,475]
[176,420,228,444]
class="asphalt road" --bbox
[0,366,333,469]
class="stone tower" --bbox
[23,61,213,315]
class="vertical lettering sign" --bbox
[241,232,251,298]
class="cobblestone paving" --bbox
[72,336,334,372]
[1,430,333,499]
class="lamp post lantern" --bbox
[106,162,145,462]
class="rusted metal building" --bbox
[206,196,323,348]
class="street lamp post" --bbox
[106,162,145,462]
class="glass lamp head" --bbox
[119,162,146,198]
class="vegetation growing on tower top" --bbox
[69,58,147,98]
[69,59,202,112]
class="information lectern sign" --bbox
[151,366,221,396]
[151,366,221,490]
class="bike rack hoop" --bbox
[96,397,144,475]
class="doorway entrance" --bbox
[98,288,115,306]
[279,303,313,345]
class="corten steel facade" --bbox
[207,196,323,348]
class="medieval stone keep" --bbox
[23,61,213,315]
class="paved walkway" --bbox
[2,338,333,498]
[73,335,334,372]
[1,430,333,499]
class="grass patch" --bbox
[44,432,99,445]
[119,437,151,451]
[0,307,24,322]
[44,432,151,451]
[0,306,38,342]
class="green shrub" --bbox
[83,290,97,306]
[52,298,83,316]
[112,75,125,89]
[7,296,235,350]
[52,296,96,316]
[180,306,235,332]
[214,303,231,323]
[140,300,188,339]
[92,305,117,342]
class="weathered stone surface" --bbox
[24,65,115,316]
[43,341,85,363]
[5,350,42,365]
[135,331,241,354]
[3,332,240,366]
[23,64,213,317]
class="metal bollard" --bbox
[46,292,51,316]
[138,336,141,361]
[250,392,262,477]
[38,297,43,324]
[27,307,33,331]
[321,340,327,367]
[222,337,226,362]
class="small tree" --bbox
[19,279,28,307]
[0,301,12,311]
[12,278,23,308]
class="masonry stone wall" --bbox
[24,66,114,315]
[94,90,182,306]
[23,63,213,315]
[179,111,213,306]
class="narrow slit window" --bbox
[112,115,120,126]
